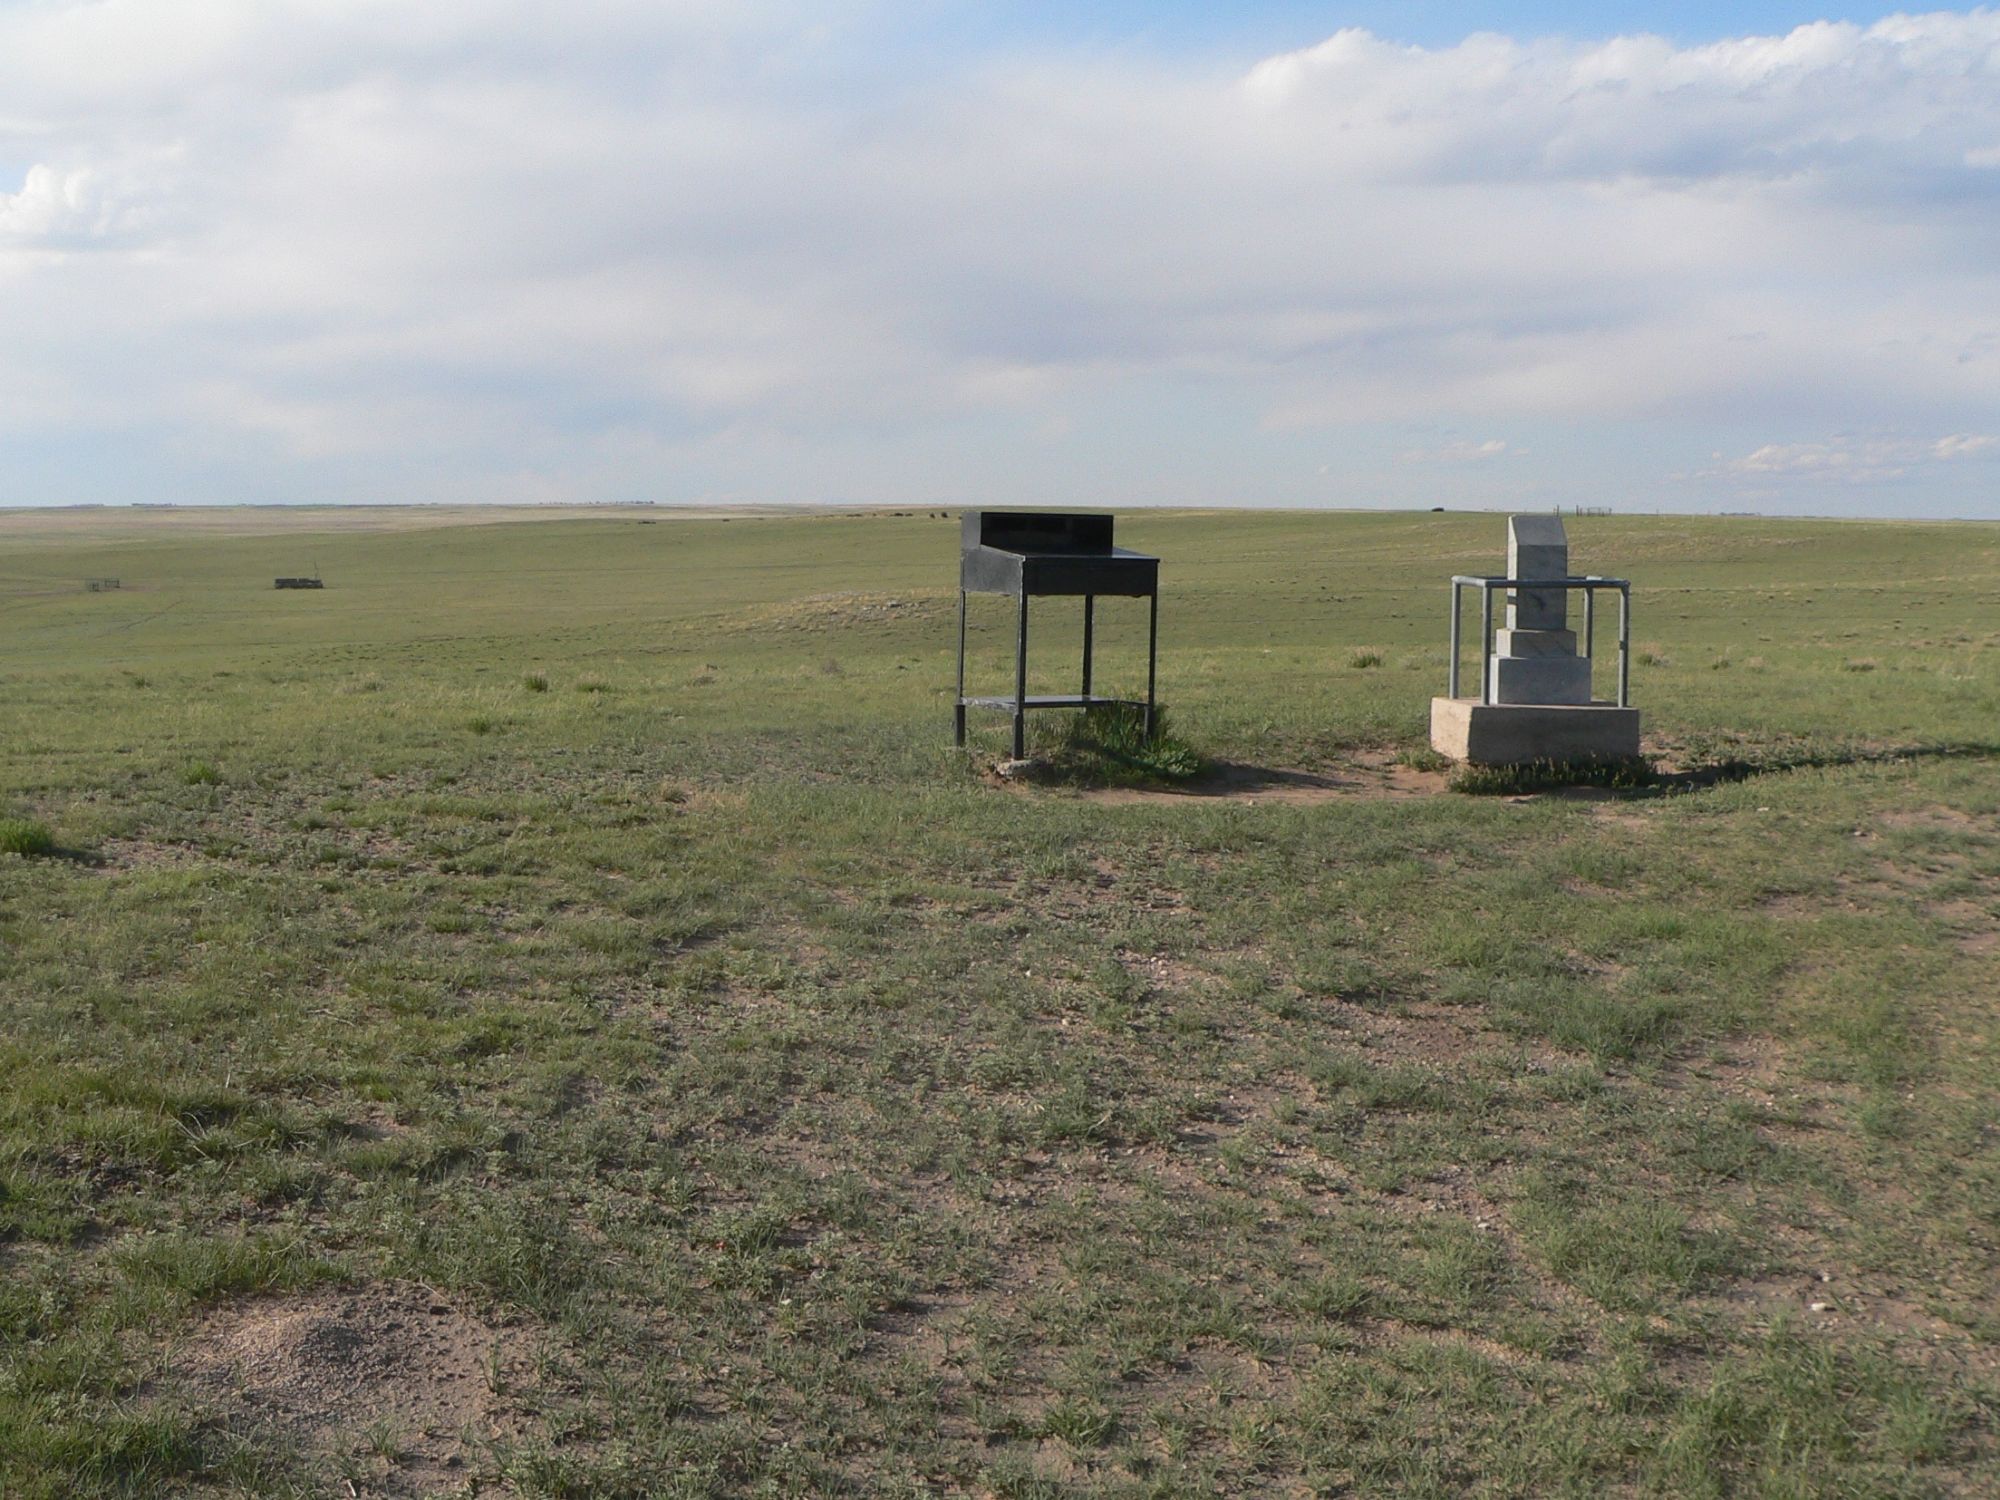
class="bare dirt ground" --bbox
[165,1281,535,1496]
[1016,749,1452,806]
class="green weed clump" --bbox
[1449,755,1654,796]
[1395,745,1452,773]
[1031,703,1207,787]
[0,818,55,857]
[179,761,220,787]
[522,671,550,693]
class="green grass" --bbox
[0,817,56,857]
[0,505,1996,1496]
[1026,702,1207,786]
[1448,754,1656,795]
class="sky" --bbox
[1,2,1997,517]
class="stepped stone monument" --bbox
[1430,514,1640,764]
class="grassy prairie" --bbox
[1,507,1996,1497]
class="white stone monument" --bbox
[1430,515,1640,764]
[1490,515,1591,705]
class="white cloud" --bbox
[1711,432,1999,484]
[1932,432,1997,460]
[0,152,181,245]
[1401,438,1516,463]
[0,3,1997,509]
[0,164,98,240]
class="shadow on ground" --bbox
[1636,740,2000,798]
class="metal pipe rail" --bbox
[956,590,1158,759]
[1447,575,1632,708]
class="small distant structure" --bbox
[84,577,121,592]
[1430,514,1639,764]
[274,576,323,590]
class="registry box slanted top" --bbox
[959,510,1159,598]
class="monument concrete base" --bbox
[1430,697,1641,765]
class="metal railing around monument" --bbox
[1447,575,1633,708]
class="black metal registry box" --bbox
[955,510,1159,758]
